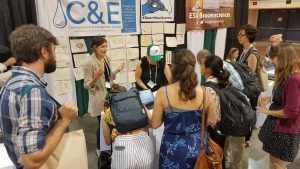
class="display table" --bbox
[0,144,15,169]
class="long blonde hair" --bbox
[275,43,300,88]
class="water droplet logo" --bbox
[53,0,67,29]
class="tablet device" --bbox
[139,89,155,109]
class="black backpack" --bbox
[204,82,256,137]
[109,88,148,133]
[226,61,261,109]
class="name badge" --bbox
[147,80,156,89]
[105,81,111,89]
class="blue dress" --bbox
[159,87,208,169]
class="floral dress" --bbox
[159,87,208,169]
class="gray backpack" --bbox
[109,88,148,133]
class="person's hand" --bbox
[3,57,16,67]
[92,66,104,81]
[58,100,78,125]
[258,96,271,108]
[256,106,269,115]
[117,62,125,72]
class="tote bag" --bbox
[39,129,88,169]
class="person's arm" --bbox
[164,63,172,83]
[83,59,103,90]
[202,88,217,126]
[0,57,16,72]
[256,107,289,118]
[102,119,112,145]
[0,71,12,87]
[135,63,148,90]
[19,99,77,169]
[258,77,300,119]
[108,57,124,81]
[247,54,257,73]
[148,87,164,128]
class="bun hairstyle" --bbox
[270,34,283,43]
[240,24,257,43]
[91,36,107,48]
[204,55,230,88]
[171,49,198,101]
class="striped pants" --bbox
[111,131,155,169]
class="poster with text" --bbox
[186,0,234,30]
[141,0,174,22]
[37,0,140,37]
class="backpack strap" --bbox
[21,84,39,98]
[20,84,61,108]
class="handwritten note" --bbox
[56,61,70,68]
[73,53,90,67]
[165,50,173,64]
[166,37,178,47]
[176,23,186,34]
[56,54,69,62]
[126,35,139,47]
[128,71,136,83]
[73,66,84,81]
[159,45,164,55]
[53,80,72,95]
[56,38,70,54]
[127,48,139,59]
[176,34,185,45]
[70,39,87,53]
[164,23,175,34]
[109,36,125,49]
[128,59,140,71]
[114,71,127,84]
[52,68,71,81]
[110,48,126,60]
[152,34,164,45]
[141,23,152,34]
[152,23,164,34]
[140,35,152,47]
[111,60,126,71]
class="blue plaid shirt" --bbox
[0,66,58,169]
[223,61,245,91]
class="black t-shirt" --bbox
[137,57,168,92]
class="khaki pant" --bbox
[227,136,245,169]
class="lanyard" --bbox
[149,63,157,84]
[103,59,111,78]
[96,58,110,81]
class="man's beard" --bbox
[44,53,56,73]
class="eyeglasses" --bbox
[238,33,246,37]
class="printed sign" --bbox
[37,0,140,36]
[141,0,174,22]
[186,0,235,30]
